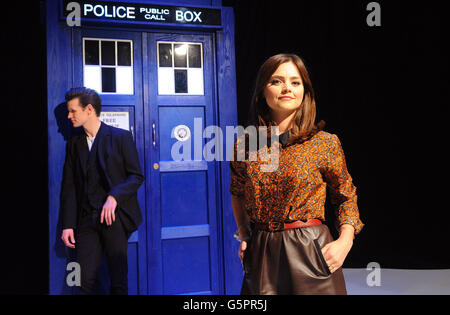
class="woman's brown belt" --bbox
[254,219,322,232]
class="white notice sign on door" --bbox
[100,111,130,131]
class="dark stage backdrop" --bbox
[1,1,48,294]
[223,0,450,269]
[1,0,449,295]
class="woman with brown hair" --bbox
[230,53,364,295]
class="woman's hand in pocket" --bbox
[237,224,250,263]
[321,238,353,273]
[238,241,247,263]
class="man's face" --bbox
[67,98,94,128]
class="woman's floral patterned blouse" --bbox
[229,129,364,235]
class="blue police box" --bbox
[46,0,241,294]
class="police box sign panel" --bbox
[62,0,222,26]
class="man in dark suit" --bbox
[60,87,144,295]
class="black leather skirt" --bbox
[241,223,347,295]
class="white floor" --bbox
[343,268,450,295]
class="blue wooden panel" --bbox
[128,243,139,295]
[99,95,137,105]
[65,0,220,8]
[162,237,211,294]
[157,95,207,106]
[48,0,78,295]
[159,160,208,172]
[129,232,138,243]
[128,0,217,6]
[216,6,242,294]
[150,0,217,6]
[159,106,205,161]
[161,224,210,240]
[180,291,212,295]
[161,172,208,227]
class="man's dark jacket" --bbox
[60,122,144,233]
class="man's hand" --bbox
[101,195,118,226]
[61,228,75,248]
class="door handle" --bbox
[152,123,156,147]
[152,124,158,170]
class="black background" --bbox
[1,0,449,294]
[223,0,450,272]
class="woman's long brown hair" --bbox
[248,53,325,144]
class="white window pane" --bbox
[84,66,101,93]
[188,68,204,95]
[116,67,134,94]
[158,67,174,95]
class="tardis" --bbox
[46,0,241,294]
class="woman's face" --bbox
[263,61,304,118]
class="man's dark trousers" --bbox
[76,209,129,295]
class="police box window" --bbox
[157,42,204,95]
[83,38,134,94]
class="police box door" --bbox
[144,32,223,294]
[73,28,147,294]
